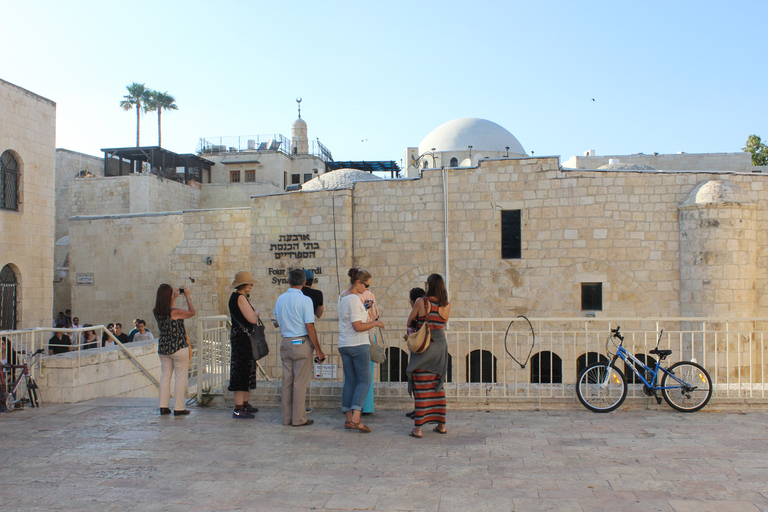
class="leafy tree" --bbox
[743,134,768,166]
[144,90,178,147]
[120,83,149,147]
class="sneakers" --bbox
[243,404,258,413]
[233,409,255,419]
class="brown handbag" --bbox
[406,298,431,354]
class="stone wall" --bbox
[562,152,752,171]
[0,79,56,328]
[37,339,161,403]
[69,212,185,335]
[198,182,282,209]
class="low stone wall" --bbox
[37,340,161,404]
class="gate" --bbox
[0,265,18,330]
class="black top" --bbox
[116,333,130,344]
[302,286,323,316]
[229,292,255,329]
[154,314,188,356]
[49,334,71,354]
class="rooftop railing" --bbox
[196,135,333,163]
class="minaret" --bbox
[291,97,308,155]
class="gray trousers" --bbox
[280,336,314,426]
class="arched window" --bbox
[1,151,20,211]
[466,349,497,382]
[576,352,609,376]
[0,265,19,330]
[450,157,458,167]
[530,351,563,383]
[381,347,409,382]
[625,354,657,384]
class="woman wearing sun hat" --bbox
[228,271,262,419]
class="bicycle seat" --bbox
[649,348,672,357]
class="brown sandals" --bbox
[346,421,371,433]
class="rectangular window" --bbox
[303,173,312,183]
[501,210,521,259]
[291,174,301,184]
[581,283,603,311]
[245,170,255,182]
[230,171,240,183]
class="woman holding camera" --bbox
[153,284,195,416]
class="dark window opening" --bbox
[530,351,563,383]
[625,354,657,384]
[576,352,609,376]
[229,171,240,183]
[466,349,497,383]
[581,283,602,310]
[0,265,18,330]
[450,157,458,167]
[1,151,20,211]
[501,209,521,259]
[381,347,408,382]
[291,174,301,184]
[245,170,255,182]
[303,173,312,183]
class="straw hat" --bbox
[230,271,257,289]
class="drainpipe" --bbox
[441,167,450,296]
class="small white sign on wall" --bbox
[76,273,94,286]
[314,363,337,379]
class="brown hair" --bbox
[153,284,173,317]
[347,268,371,285]
[426,273,448,307]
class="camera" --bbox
[179,288,185,294]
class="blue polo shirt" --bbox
[273,288,315,337]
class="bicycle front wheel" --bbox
[576,364,627,413]
[661,361,712,412]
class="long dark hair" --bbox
[153,284,173,317]
[426,273,448,307]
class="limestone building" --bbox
[0,79,56,329]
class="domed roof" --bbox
[301,169,383,191]
[680,180,753,208]
[418,118,526,155]
[292,117,307,129]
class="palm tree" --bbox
[144,90,178,147]
[119,83,149,146]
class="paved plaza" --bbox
[0,398,767,512]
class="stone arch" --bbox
[528,260,657,316]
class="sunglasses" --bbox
[363,282,370,288]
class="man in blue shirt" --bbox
[273,268,325,427]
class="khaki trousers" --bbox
[280,336,314,426]
[159,347,189,411]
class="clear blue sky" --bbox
[2,0,766,167]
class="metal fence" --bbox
[196,316,768,404]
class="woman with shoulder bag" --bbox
[405,273,450,438]
[228,271,261,419]
[153,283,195,416]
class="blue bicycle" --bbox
[576,327,713,413]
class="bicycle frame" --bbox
[611,342,697,392]
[1,349,43,407]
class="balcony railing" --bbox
[196,316,768,405]
[196,135,333,163]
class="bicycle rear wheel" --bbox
[576,364,627,412]
[661,361,712,412]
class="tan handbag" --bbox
[406,299,431,354]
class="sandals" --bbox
[433,426,447,434]
[409,429,422,438]
[348,421,371,433]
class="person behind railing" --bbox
[71,317,83,350]
[405,273,450,438]
[132,320,155,343]
[338,268,384,433]
[127,318,140,343]
[403,287,427,420]
[102,323,115,347]
[153,284,195,416]
[114,323,130,344]
[227,271,262,419]
[81,325,99,350]
[48,330,72,355]
[1,336,19,385]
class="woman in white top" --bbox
[338,268,384,433]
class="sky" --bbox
[2,0,767,169]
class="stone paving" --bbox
[0,398,767,512]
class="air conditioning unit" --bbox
[247,139,256,150]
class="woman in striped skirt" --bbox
[405,273,450,438]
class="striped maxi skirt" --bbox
[412,370,446,427]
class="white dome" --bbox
[292,117,307,129]
[680,180,753,207]
[302,169,383,191]
[418,118,526,155]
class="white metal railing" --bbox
[0,326,159,387]
[195,316,768,404]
